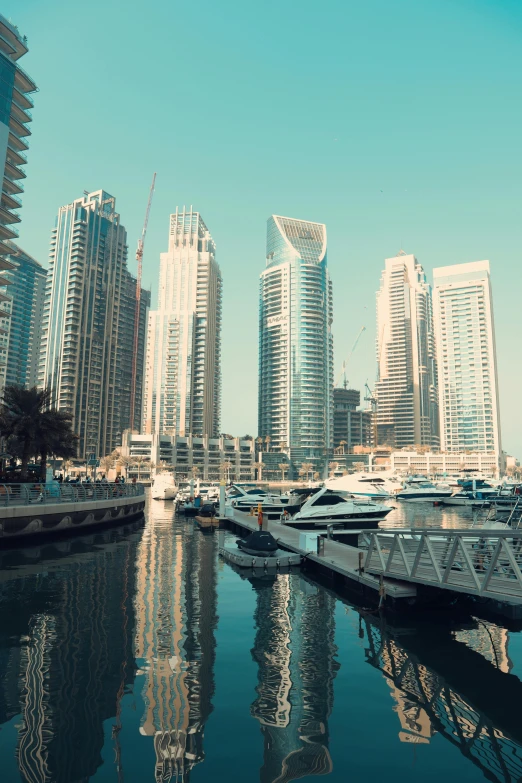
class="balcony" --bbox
[1,191,22,211]
[9,114,31,139]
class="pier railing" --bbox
[360,528,522,602]
[0,482,145,507]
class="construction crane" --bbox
[335,325,366,388]
[364,381,378,449]
[129,173,156,431]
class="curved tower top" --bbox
[266,216,327,268]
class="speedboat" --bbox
[396,480,453,502]
[285,487,393,530]
[151,472,177,500]
[325,471,402,500]
[226,484,306,519]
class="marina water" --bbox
[0,496,520,782]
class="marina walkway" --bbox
[226,508,417,601]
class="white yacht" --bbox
[151,472,177,500]
[325,471,402,500]
[227,484,305,519]
[396,479,453,502]
[286,487,393,529]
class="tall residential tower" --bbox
[143,209,222,437]
[375,251,439,449]
[38,190,150,459]
[433,261,501,458]
[258,215,333,472]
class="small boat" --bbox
[151,472,177,500]
[284,487,393,530]
[237,530,279,556]
[396,479,453,503]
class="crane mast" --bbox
[129,173,156,431]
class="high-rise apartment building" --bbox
[0,15,36,265]
[0,242,45,387]
[333,387,372,450]
[38,190,150,459]
[375,251,439,449]
[0,16,37,395]
[258,216,333,473]
[433,261,501,457]
[143,208,222,437]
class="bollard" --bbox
[358,551,364,573]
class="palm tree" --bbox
[279,463,288,482]
[220,460,233,481]
[300,462,314,482]
[190,465,200,479]
[99,454,115,475]
[339,440,347,455]
[329,461,340,477]
[132,455,149,480]
[313,472,321,481]
[265,435,271,452]
[279,441,288,453]
[0,386,77,481]
[353,461,366,472]
[253,462,263,481]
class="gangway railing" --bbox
[0,482,145,507]
[360,528,522,603]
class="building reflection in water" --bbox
[363,613,522,782]
[247,571,339,783]
[0,522,143,783]
[134,503,217,782]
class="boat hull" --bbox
[152,488,177,500]
[285,509,391,530]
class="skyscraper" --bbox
[0,15,36,266]
[0,242,46,388]
[375,251,439,449]
[143,208,222,437]
[433,261,501,458]
[258,215,333,473]
[0,16,37,396]
[38,190,150,459]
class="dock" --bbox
[224,507,417,605]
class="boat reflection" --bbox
[243,570,339,782]
[134,501,217,781]
[0,520,143,783]
[363,612,522,781]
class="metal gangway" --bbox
[360,528,522,603]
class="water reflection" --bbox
[134,502,217,781]
[363,613,522,781]
[244,571,339,782]
[0,521,143,782]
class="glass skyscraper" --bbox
[38,190,150,459]
[433,261,501,458]
[143,208,222,437]
[375,251,439,449]
[0,242,46,387]
[258,215,333,474]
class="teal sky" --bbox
[5,0,522,456]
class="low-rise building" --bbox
[120,432,255,482]
[390,450,500,477]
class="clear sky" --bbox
[5,0,522,455]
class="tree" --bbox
[353,461,366,472]
[300,462,314,482]
[279,441,288,452]
[329,461,340,477]
[339,440,347,455]
[116,453,132,476]
[313,472,321,481]
[265,435,271,452]
[253,462,263,481]
[99,454,115,475]
[220,461,233,481]
[0,386,77,481]
[132,455,149,480]
[190,465,200,479]
[279,463,288,482]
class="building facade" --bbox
[143,208,222,437]
[0,16,37,395]
[0,242,45,387]
[120,431,254,482]
[258,215,333,475]
[333,387,372,451]
[38,190,150,459]
[375,251,439,449]
[433,261,501,460]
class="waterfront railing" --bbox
[0,482,145,507]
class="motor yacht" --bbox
[226,484,305,519]
[396,479,453,502]
[151,472,177,500]
[325,471,402,500]
[285,487,393,529]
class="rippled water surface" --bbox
[0,495,521,782]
